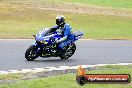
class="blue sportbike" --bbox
[25,28,83,61]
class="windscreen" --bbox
[36,28,51,36]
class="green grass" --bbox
[0,74,21,80]
[32,0,132,9]
[0,0,132,39]
[68,14,132,39]
[0,65,132,88]
[1,10,132,39]
[27,0,132,9]
[62,0,132,9]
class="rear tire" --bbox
[59,43,76,59]
[25,45,39,61]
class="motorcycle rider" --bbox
[50,15,74,50]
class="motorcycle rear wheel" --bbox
[59,43,76,59]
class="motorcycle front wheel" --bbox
[25,45,39,61]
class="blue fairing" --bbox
[74,31,83,41]
[34,28,83,48]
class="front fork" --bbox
[33,42,41,54]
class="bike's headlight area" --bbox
[37,40,48,44]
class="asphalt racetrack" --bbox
[0,39,132,71]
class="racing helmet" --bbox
[56,15,65,26]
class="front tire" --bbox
[59,43,76,59]
[25,45,39,61]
